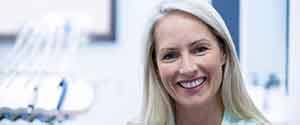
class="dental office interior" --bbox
[0,0,299,125]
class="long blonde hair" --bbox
[137,0,269,125]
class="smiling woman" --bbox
[154,11,226,112]
[127,0,270,125]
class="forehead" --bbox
[154,10,205,32]
[153,10,217,48]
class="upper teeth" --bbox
[179,78,205,89]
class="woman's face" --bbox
[154,11,225,107]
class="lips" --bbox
[177,77,207,89]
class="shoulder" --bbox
[222,111,260,125]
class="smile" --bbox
[177,77,207,89]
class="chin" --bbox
[175,96,209,108]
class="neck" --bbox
[175,95,224,125]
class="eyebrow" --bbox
[190,39,209,47]
[157,39,210,53]
[158,48,176,54]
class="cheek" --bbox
[200,56,224,90]
[157,63,179,94]
[206,63,224,91]
[158,64,176,84]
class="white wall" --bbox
[240,0,288,123]
[240,0,287,84]
[0,0,163,124]
[0,0,111,34]
[288,0,300,124]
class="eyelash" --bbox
[160,46,208,62]
[161,52,177,61]
[193,46,208,55]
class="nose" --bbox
[179,55,197,77]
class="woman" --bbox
[132,0,270,125]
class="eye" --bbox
[161,51,178,62]
[193,46,208,55]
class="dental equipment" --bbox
[0,14,95,124]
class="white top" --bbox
[127,111,259,125]
[222,111,258,125]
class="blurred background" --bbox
[0,0,299,125]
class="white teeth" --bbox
[179,78,205,89]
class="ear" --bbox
[220,52,226,66]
